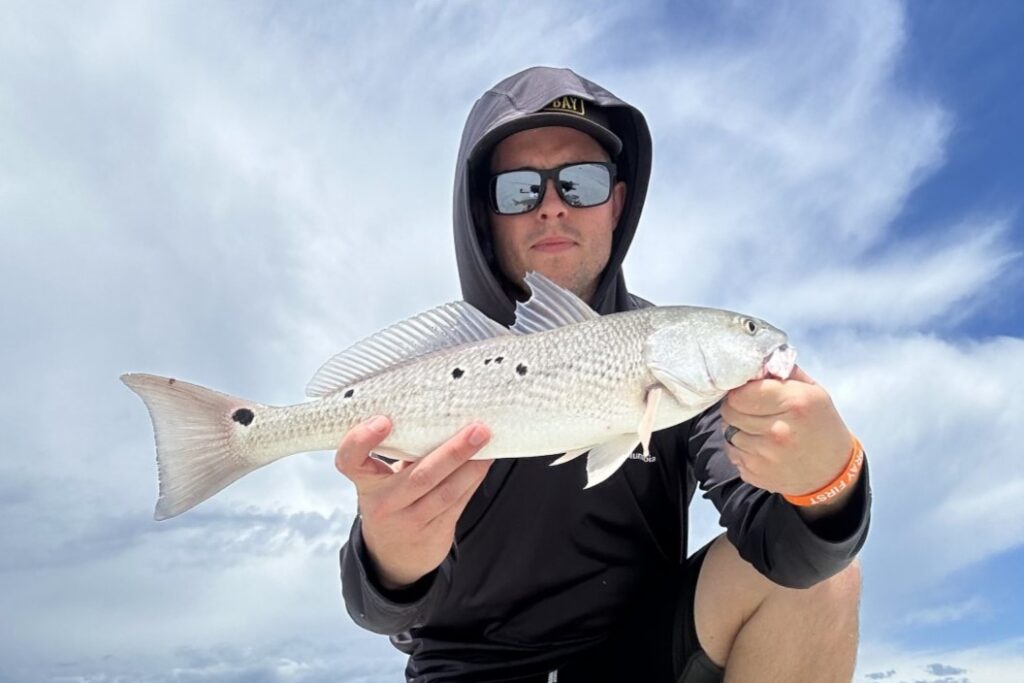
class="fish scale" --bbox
[122,272,795,520]
[244,314,649,461]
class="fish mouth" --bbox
[762,344,797,379]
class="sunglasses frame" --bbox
[488,161,618,215]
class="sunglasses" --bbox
[488,161,617,215]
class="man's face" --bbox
[488,126,626,304]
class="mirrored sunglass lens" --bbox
[494,170,543,214]
[558,164,611,207]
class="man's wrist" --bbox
[358,525,438,601]
[376,565,424,592]
[785,437,864,507]
[361,528,428,590]
[786,437,864,522]
[793,478,857,521]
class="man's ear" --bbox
[611,181,627,230]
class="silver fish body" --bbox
[123,272,795,519]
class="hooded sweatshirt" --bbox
[339,67,871,682]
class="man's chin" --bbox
[518,268,589,301]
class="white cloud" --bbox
[743,219,1018,332]
[904,598,991,628]
[857,636,1024,683]
[624,2,954,299]
[808,333,1024,601]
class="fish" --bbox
[123,271,796,520]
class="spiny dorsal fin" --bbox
[305,301,512,397]
[510,271,599,335]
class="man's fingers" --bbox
[429,466,489,531]
[726,379,788,416]
[725,435,768,479]
[720,405,793,444]
[411,459,492,528]
[723,426,755,455]
[727,365,815,416]
[788,365,816,384]
[392,423,492,509]
[335,416,395,482]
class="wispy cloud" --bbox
[813,333,1024,602]
[927,664,969,677]
[858,636,1024,683]
[12,637,402,683]
[904,599,990,628]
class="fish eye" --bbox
[742,318,758,335]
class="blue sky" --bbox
[1,1,1022,682]
[894,1,1024,340]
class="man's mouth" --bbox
[532,237,576,252]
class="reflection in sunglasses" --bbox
[489,162,616,215]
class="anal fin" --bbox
[583,433,641,489]
[550,447,591,466]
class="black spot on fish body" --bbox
[495,356,504,364]
[516,363,528,376]
[484,358,492,365]
[232,408,255,426]
[344,389,354,398]
[452,368,464,379]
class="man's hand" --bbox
[720,366,856,512]
[335,416,493,590]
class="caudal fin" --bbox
[121,373,264,520]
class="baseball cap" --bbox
[479,95,623,161]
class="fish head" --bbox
[643,308,794,407]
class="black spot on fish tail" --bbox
[452,368,464,379]
[232,408,255,426]
[344,389,354,398]
[516,363,528,376]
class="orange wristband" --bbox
[783,437,865,507]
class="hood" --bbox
[453,66,653,326]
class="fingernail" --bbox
[468,425,489,447]
[367,416,389,433]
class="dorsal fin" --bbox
[306,301,512,397]
[510,271,599,335]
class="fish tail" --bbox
[121,373,265,520]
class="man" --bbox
[336,67,870,682]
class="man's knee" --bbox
[807,558,862,621]
[693,535,775,666]
[694,537,862,667]
[770,557,862,643]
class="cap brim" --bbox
[474,112,623,164]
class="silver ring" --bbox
[724,425,741,446]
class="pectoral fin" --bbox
[583,433,641,489]
[637,386,663,457]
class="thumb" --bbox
[788,364,817,384]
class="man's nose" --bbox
[537,179,568,220]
